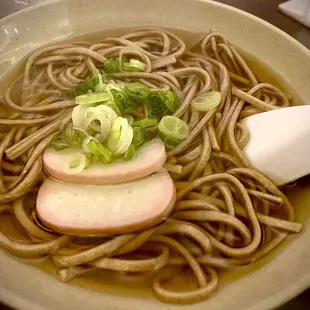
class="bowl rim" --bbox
[1,0,309,57]
[0,1,310,310]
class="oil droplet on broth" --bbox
[0,26,310,298]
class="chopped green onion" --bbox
[110,88,137,110]
[146,90,179,119]
[57,81,184,161]
[191,91,221,112]
[86,140,112,164]
[124,144,136,161]
[108,81,126,91]
[123,59,146,72]
[108,119,121,150]
[107,117,133,156]
[158,90,179,113]
[95,105,118,125]
[95,82,108,93]
[94,71,104,92]
[63,123,87,146]
[133,118,158,128]
[104,58,145,73]
[158,115,189,148]
[132,127,148,148]
[72,104,117,141]
[75,92,112,105]
[50,123,87,151]
[72,103,93,130]
[64,153,91,174]
[75,70,101,96]
[63,91,75,99]
[158,134,181,150]
[124,82,149,102]
[82,136,98,153]
[146,91,169,118]
[104,100,121,115]
[85,106,116,141]
[50,133,71,151]
[124,115,134,125]
[104,58,123,74]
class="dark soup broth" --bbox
[0,26,309,299]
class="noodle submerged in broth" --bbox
[0,28,303,305]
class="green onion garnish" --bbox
[64,153,91,174]
[55,79,184,170]
[132,127,149,148]
[86,140,112,164]
[191,91,221,112]
[124,144,136,161]
[50,123,87,151]
[75,70,102,96]
[105,100,121,115]
[145,90,179,119]
[50,133,71,151]
[72,104,117,142]
[124,82,149,101]
[124,59,146,72]
[158,90,179,113]
[133,118,158,128]
[157,115,189,149]
[107,117,133,156]
[124,115,134,125]
[110,88,137,110]
[104,58,145,73]
[158,135,181,150]
[75,92,112,105]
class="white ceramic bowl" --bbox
[1,1,310,309]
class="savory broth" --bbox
[0,26,308,302]
[8,178,305,298]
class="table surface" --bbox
[0,0,309,309]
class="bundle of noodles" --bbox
[0,28,302,305]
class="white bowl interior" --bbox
[0,1,310,309]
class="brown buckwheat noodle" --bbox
[0,28,302,305]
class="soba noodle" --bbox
[0,28,302,304]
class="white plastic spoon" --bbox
[241,105,310,185]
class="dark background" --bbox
[0,0,309,309]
